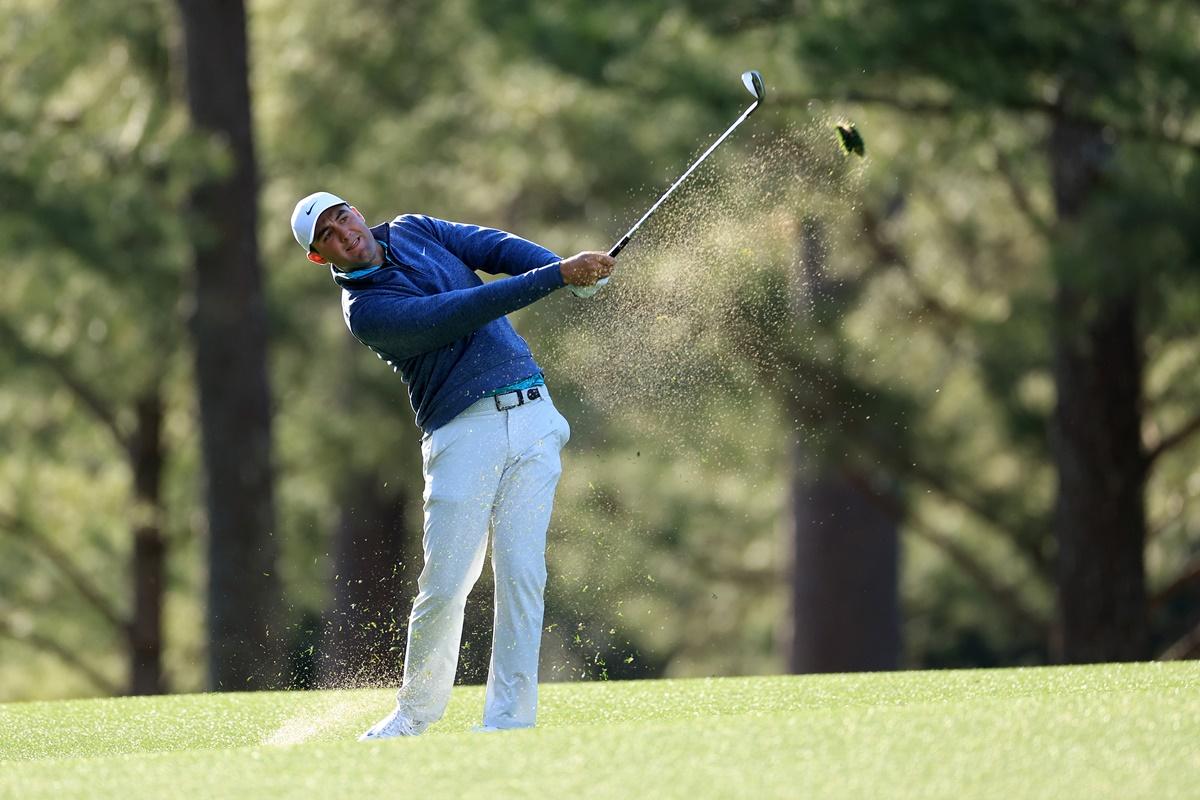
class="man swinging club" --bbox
[290,192,614,738]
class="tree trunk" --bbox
[788,464,901,672]
[787,216,901,673]
[1048,113,1149,663]
[175,0,283,689]
[128,391,166,695]
[321,478,410,687]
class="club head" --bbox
[741,70,765,104]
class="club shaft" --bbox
[609,99,760,258]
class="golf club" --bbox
[571,71,764,298]
[610,70,766,259]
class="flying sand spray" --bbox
[570,70,767,297]
[575,70,864,297]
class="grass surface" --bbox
[2,662,1198,799]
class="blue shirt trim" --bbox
[342,264,382,279]
[490,373,545,395]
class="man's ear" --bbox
[350,205,366,222]
[307,251,327,265]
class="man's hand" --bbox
[558,251,615,287]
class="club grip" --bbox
[608,236,630,259]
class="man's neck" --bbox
[366,239,386,266]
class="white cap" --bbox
[290,191,348,251]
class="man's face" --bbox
[309,204,383,269]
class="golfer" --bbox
[290,192,613,738]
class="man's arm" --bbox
[347,249,614,360]
[412,215,559,276]
[346,262,564,360]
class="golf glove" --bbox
[569,276,609,298]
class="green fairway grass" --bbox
[2,662,1197,799]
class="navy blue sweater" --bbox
[333,214,564,432]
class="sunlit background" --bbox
[2,0,1199,701]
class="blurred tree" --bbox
[1047,101,1147,662]
[784,217,901,672]
[10,0,1199,703]
[791,0,1200,662]
[175,0,283,689]
[0,0,194,695]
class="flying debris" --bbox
[836,123,864,156]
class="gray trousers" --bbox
[397,387,569,729]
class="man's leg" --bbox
[395,411,507,725]
[483,397,569,729]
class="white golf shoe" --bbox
[358,708,429,741]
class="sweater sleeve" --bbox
[414,215,561,276]
[345,262,565,360]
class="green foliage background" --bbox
[2,0,1199,699]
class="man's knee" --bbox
[499,558,547,596]
[411,582,474,621]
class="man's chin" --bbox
[347,247,382,270]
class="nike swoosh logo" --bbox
[305,202,316,214]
